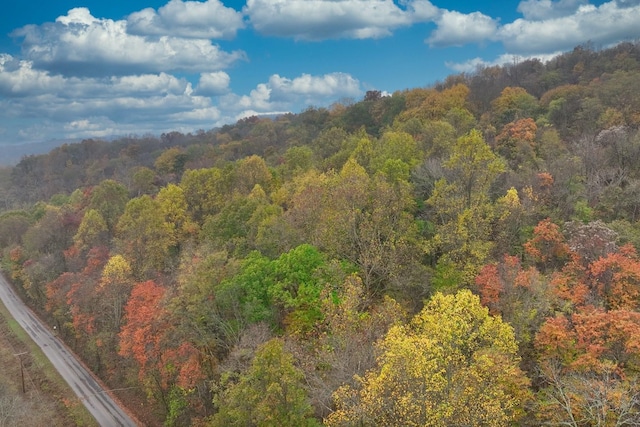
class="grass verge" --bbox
[0,298,99,427]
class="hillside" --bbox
[1,41,640,426]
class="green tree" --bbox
[210,339,319,427]
[88,179,129,233]
[326,290,531,426]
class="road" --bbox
[0,272,138,427]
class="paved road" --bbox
[0,272,138,427]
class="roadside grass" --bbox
[0,299,99,427]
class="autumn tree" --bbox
[210,339,319,427]
[200,187,269,257]
[316,159,422,294]
[130,166,157,196]
[295,275,406,418]
[0,211,31,248]
[490,86,539,129]
[156,183,196,244]
[231,154,273,195]
[154,147,188,179]
[88,179,129,233]
[398,83,471,122]
[475,255,556,348]
[495,117,538,169]
[180,167,229,223]
[535,309,640,425]
[120,279,205,424]
[115,195,176,279]
[326,290,531,426]
[524,218,572,273]
[119,279,168,384]
[73,209,109,252]
[427,129,506,286]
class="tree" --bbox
[210,339,319,427]
[427,130,506,285]
[180,167,228,223]
[232,155,273,195]
[217,244,334,333]
[156,183,196,243]
[0,211,31,248]
[495,118,538,169]
[524,218,572,273]
[295,275,406,419]
[115,195,176,279]
[316,160,422,294]
[88,179,129,233]
[491,86,538,128]
[535,308,640,425]
[475,255,556,346]
[98,254,134,331]
[326,290,531,426]
[155,147,188,179]
[73,209,109,251]
[119,279,168,384]
[130,166,157,196]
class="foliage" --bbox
[427,129,506,285]
[1,41,640,427]
[210,339,319,427]
[326,290,531,426]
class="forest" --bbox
[1,41,640,426]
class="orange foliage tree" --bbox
[119,280,206,419]
[534,308,640,425]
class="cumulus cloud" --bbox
[127,0,245,39]
[0,59,219,143]
[0,54,65,96]
[269,72,361,101]
[429,1,640,56]
[217,72,363,123]
[516,0,588,20]
[195,72,231,96]
[244,0,438,40]
[12,7,246,77]
[427,10,498,47]
[499,1,640,54]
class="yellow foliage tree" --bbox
[325,290,531,427]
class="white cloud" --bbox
[12,7,247,77]
[516,0,588,20]
[0,54,65,96]
[195,72,231,96]
[0,64,362,144]
[244,0,438,40]
[169,106,221,122]
[216,71,364,126]
[269,72,361,101]
[127,0,245,39]
[427,10,498,47]
[499,1,640,54]
[108,73,191,96]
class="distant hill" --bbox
[0,139,80,166]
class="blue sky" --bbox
[0,0,638,147]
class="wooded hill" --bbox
[1,41,640,426]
